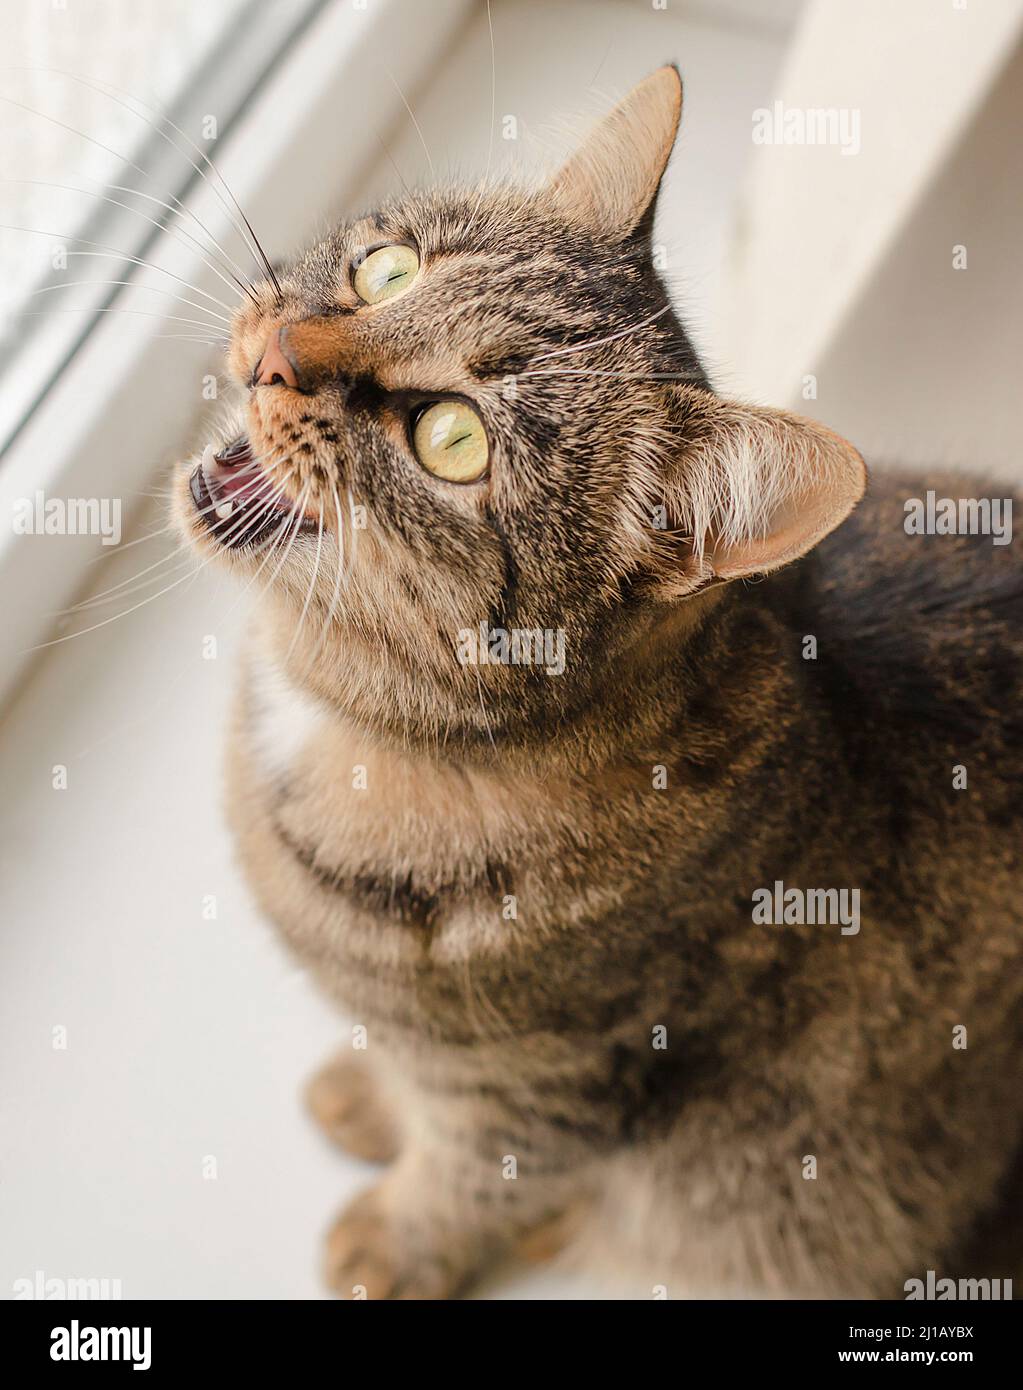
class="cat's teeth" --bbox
[214,501,234,522]
[201,445,219,499]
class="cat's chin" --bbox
[182,435,318,553]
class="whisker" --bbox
[462,0,497,247]
[327,481,347,603]
[32,469,297,647]
[373,132,412,198]
[104,179,258,296]
[218,470,312,620]
[345,486,360,574]
[183,452,294,527]
[472,663,497,750]
[519,365,705,381]
[29,279,231,324]
[387,70,435,181]
[0,176,255,305]
[227,495,308,635]
[87,521,174,561]
[151,334,227,346]
[68,550,202,612]
[66,476,287,612]
[0,101,258,303]
[195,477,288,532]
[0,90,149,178]
[15,305,233,334]
[30,564,202,649]
[299,480,349,672]
[257,482,312,607]
[0,225,238,314]
[527,304,672,364]
[20,64,280,292]
[83,446,293,575]
[287,502,325,665]
[62,251,236,312]
[192,481,292,554]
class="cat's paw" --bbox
[305,1056,399,1164]
[323,1185,469,1300]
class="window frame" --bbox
[0,0,474,708]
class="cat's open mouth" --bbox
[188,438,315,548]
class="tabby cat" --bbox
[174,67,1023,1298]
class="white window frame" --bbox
[0,0,473,708]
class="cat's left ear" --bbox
[549,65,682,241]
[649,388,867,595]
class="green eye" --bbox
[412,401,489,483]
[353,244,419,304]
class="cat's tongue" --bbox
[191,437,307,547]
[202,439,267,509]
[201,438,301,521]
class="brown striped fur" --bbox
[173,68,1023,1298]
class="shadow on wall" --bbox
[803,37,1023,479]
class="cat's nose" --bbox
[254,328,300,389]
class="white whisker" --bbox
[66,475,287,614]
[16,304,233,334]
[19,64,280,290]
[29,279,231,324]
[387,69,435,181]
[520,365,703,381]
[527,303,672,364]
[462,0,497,247]
[287,503,325,666]
[0,165,255,305]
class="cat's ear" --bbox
[650,389,867,595]
[549,65,682,241]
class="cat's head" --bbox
[175,66,865,749]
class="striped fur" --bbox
[172,69,1023,1298]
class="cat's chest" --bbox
[235,654,616,966]
[244,654,516,864]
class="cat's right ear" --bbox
[646,388,867,597]
[548,65,682,241]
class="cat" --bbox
[174,66,1023,1298]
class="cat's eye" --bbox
[412,401,489,483]
[353,244,419,304]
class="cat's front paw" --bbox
[305,1055,400,1164]
[324,1184,472,1300]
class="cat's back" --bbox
[768,467,1023,783]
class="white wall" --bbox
[724,0,1023,476]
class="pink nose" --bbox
[254,328,299,389]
